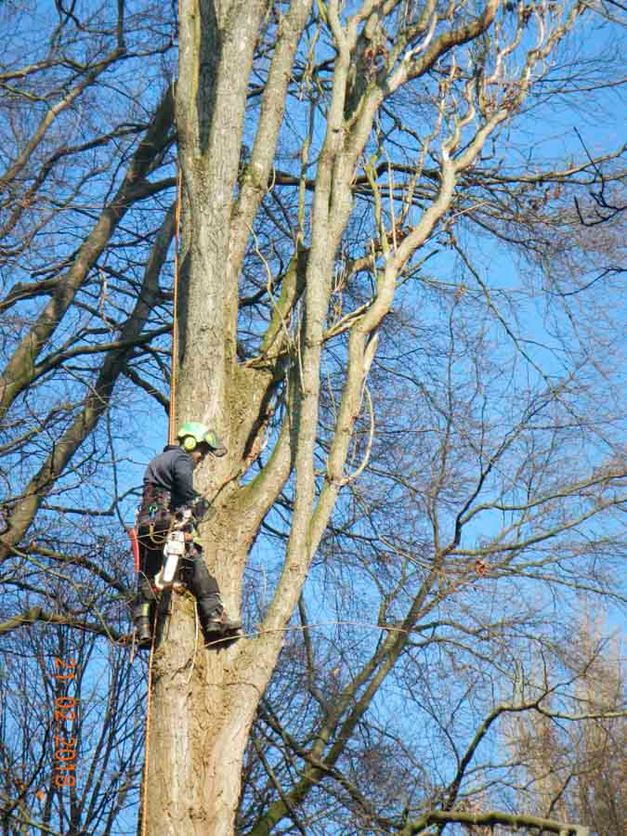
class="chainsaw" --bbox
[153,508,194,591]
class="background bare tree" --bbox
[1,623,144,835]
[505,613,625,835]
[0,0,624,834]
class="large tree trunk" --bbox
[144,2,283,833]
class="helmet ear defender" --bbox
[182,435,196,452]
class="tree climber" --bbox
[132,421,242,647]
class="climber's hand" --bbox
[192,498,210,520]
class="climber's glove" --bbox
[191,498,210,521]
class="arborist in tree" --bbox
[132,421,242,647]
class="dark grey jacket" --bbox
[143,445,199,510]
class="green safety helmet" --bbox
[176,421,227,456]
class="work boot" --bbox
[133,603,153,648]
[135,617,152,647]
[201,607,242,644]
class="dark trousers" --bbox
[134,526,221,622]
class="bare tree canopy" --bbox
[0,1,625,834]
